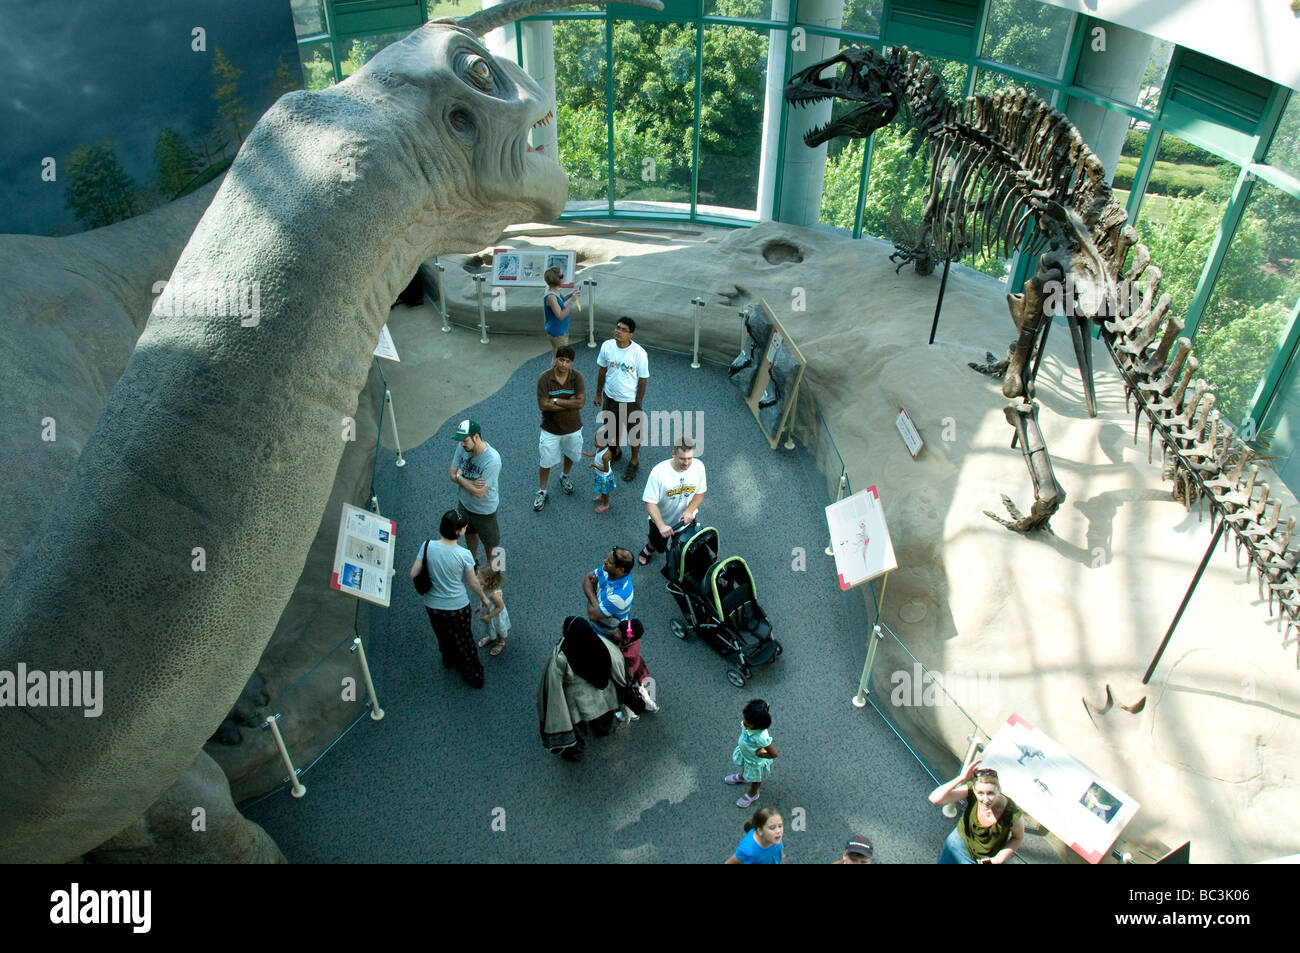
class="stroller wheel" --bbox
[726,669,746,688]
[671,618,688,640]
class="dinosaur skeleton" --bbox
[786,47,1300,653]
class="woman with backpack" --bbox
[410,510,493,688]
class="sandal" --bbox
[595,503,610,514]
[476,636,494,648]
[736,791,760,808]
[724,773,744,784]
[637,545,654,567]
[489,639,506,656]
[622,462,639,481]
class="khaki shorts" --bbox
[548,333,570,352]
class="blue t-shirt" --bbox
[543,292,569,337]
[734,830,783,864]
[594,565,633,624]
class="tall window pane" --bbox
[299,39,335,90]
[1196,181,1300,426]
[1110,120,1149,206]
[705,0,774,19]
[841,0,883,36]
[1135,38,1174,111]
[553,19,609,208]
[612,21,695,212]
[290,0,326,37]
[1132,132,1235,323]
[1267,94,1300,181]
[979,0,1073,79]
[339,32,406,80]
[698,25,768,215]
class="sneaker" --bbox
[533,489,547,511]
[642,695,659,713]
[559,473,574,494]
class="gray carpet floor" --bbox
[243,346,956,863]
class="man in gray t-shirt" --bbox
[449,418,502,566]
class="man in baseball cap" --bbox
[449,419,502,567]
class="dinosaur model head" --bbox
[354,22,568,224]
[784,47,903,147]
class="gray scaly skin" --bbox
[0,0,660,864]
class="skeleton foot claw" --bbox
[969,352,1009,377]
[1117,694,1146,714]
[1083,685,1114,716]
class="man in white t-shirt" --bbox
[638,437,706,566]
[594,316,649,482]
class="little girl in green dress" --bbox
[725,698,778,808]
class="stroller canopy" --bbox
[665,524,719,592]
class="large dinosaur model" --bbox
[0,0,661,864]
[785,47,1300,642]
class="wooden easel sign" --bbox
[826,486,897,591]
[744,299,807,450]
[895,406,922,458]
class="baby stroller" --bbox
[663,524,782,687]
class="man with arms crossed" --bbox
[535,345,585,511]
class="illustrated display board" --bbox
[826,485,898,591]
[742,299,808,449]
[491,247,576,287]
[980,713,1140,864]
[373,324,400,362]
[895,406,922,458]
[330,504,396,608]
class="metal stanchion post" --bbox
[739,309,748,351]
[690,297,704,369]
[264,713,307,798]
[352,637,385,720]
[471,274,490,344]
[825,470,848,555]
[384,389,405,468]
[435,260,449,333]
[852,623,885,708]
[585,278,598,347]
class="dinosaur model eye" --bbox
[465,55,493,91]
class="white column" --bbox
[758,0,847,226]
[1067,24,1155,181]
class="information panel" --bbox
[330,503,396,608]
[979,713,1140,864]
[826,485,897,591]
[492,247,576,287]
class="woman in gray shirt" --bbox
[410,510,492,688]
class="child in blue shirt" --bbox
[725,807,784,864]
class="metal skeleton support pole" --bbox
[852,572,888,708]
[1142,518,1227,685]
[585,278,598,348]
[264,713,306,798]
[690,297,704,369]
[473,274,489,344]
[383,389,405,468]
[352,637,385,720]
[739,309,748,352]
[1011,316,1054,450]
[927,257,952,346]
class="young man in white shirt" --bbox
[594,316,649,482]
[639,437,706,566]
